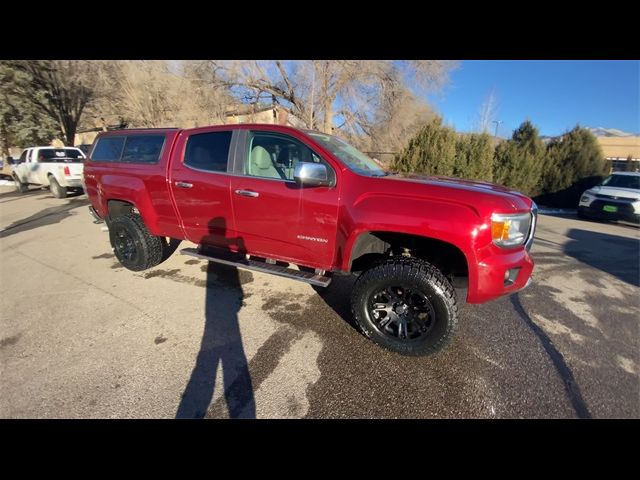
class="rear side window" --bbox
[184,131,232,172]
[121,135,165,164]
[36,148,84,163]
[91,135,165,163]
[92,137,125,162]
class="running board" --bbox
[180,247,332,287]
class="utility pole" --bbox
[492,120,503,138]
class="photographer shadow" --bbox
[176,217,255,419]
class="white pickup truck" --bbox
[12,146,86,198]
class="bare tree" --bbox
[215,60,456,140]
[475,88,499,134]
[93,61,233,129]
[2,60,105,145]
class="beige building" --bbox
[224,104,306,128]
[50,104,307,149]
[596,136,640,171]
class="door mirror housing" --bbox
[293,162,331,187]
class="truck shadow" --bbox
[0,196,90,239]
[564,228,640,287]
[311,274,361,333]
[176,218,255,419]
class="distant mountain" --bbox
[587,127,636,137]
[539,128,637,143]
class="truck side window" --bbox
[184,131,232,172]
[92,137,126,162]
[121,135,165,164]
[246,132,326,181]
[19,150,27,163]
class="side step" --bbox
[180,247,332,287]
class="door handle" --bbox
[234,189,259,198]
[175,181,193,188]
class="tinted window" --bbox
[36,148,84,163]
[184,131,232,172]
[92,137,125,162]
[602,174,640,190]
[19,150,27,163]
[122,135,165,164]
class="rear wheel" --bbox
[109,213,164,271]
[351,257,459,356]
[49,176,67,199]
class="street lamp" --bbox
[492,120,503,138]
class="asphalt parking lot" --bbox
[1,185,638,418]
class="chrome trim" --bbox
[88,206,104,224]
[235,189,259,198]
[525,203,538,252]
[180,248,331,287]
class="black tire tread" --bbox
[351,256,459,356]
[110,213,164,271]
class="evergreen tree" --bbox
[493,120,546,195]
[540,126,608,195]
[0,65,58,155]
[454,132,494,181]
[392,117,457,176]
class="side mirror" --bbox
[293,162,331,187]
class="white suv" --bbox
[578,172,640,224]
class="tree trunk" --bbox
[61,116,77,146]
[323,96,333,134]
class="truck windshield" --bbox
[307,132,388,177]
[601,174,640,190]
[37,148,85,162]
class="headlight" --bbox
[580,194,594,203]
[491,212,531,248]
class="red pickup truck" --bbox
[84,124,537,356]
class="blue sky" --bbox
[427,60,639,138]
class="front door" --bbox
[229,130,340,269]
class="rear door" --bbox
[169,127,238,247]
[229,129,340,269]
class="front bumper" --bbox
[469,247,535,303]
[468,205,537,303]
[579,204,640,223]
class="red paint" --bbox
[85,124,536,304]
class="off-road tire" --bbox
[49,175,67,199]
[351,257,459,356]
[13,175,28,193]
[109,213,164,271]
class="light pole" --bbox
[492,120,503,138]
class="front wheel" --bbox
[351,257,459,356]
[13,175,28,193]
